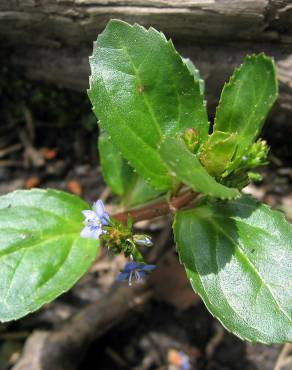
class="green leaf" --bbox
[174,196,292,343]
[0,189,99,322]
[214,54,278,157]
[88,19,208,190]
[159,136,240,199]
[99,131,135,196]
[182,58,205,95]
[99,132,162,206]
[123,176,163,208]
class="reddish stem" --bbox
[112,189,198,224]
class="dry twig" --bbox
[274,343,292,370]
[13,283,152,370]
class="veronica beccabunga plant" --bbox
[0,19,291,345]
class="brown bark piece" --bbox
[1,1,292,126]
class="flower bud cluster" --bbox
[80,200,155,285]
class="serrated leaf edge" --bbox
[88,19,209,191]
[214,53,278,137]
[172,196,292,344]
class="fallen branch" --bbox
[13,283,151,370]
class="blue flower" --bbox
[116,261,156,285]
[178,351,191,370]
[80,200,110,240]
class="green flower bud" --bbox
[182,128,200,154]
[133,234,153,247]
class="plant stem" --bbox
[112,189,198,224]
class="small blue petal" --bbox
[93,200,110,225]
[116,272,130,281]
[82,210,95,221]
[91,228,103,240]
[117,261,156,285]
[136,270,146,280]
[141,264,156,271]
[94,200,106,217]
[81,199,110,239]
[123,261,141,272]
[101,213,110,225]
[80,225,102,240]
[80,226,93,238]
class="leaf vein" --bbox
[209,220,291,323]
